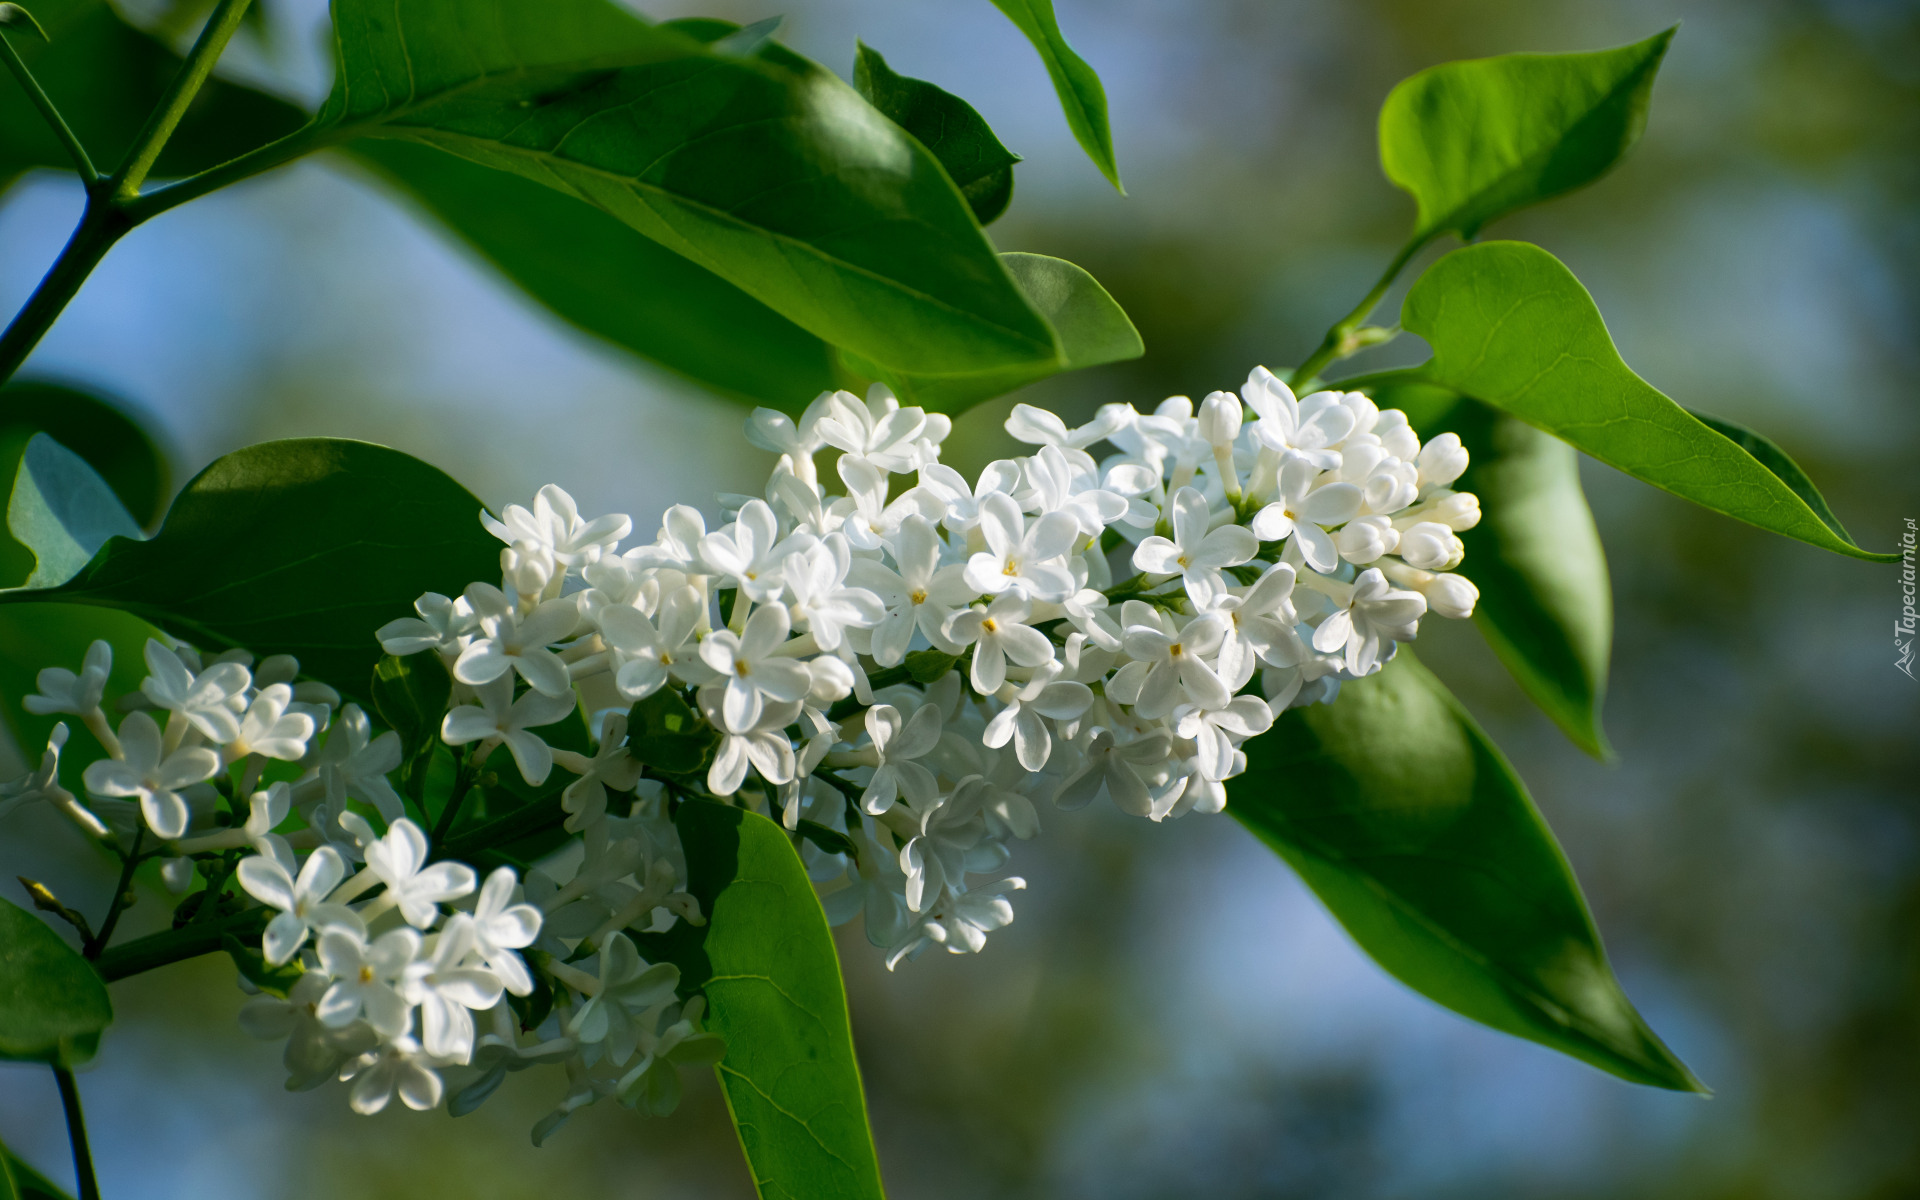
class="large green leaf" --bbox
[1230,652,1701,1091]
[0,895,112,1066]
[0,433,142,590]
[1449,399,1613,759]
[0,602,161,775]
[854,42,1019,226]
[639,801,886,1200]
[1379,29,1672,241]
[987,0,1121,191]
[304,0,1059,379]
[1401,241,1899,563]
[855,250,1143,412]
[343,139,845,411]
[0,381,170,528]
[0,439,501,698]
[0,0,303,187]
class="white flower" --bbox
[745,398,833,483]
[1018,445,1130,539]
[80,711,220,839]
[919,459,1020,537]
[238,972,379,1092]
[481,484,631,569]
[836,456,942,551]
[553,713,645,833]
[887,876,1025,969]
[224,683,316,761]
[0,725,69,820]
[1173,695,1273,781]
[783,535,884,652]
[848,515,971,666]
[137,639,249,743]
[942,594,1057,694]
[860,703,942,815]
[1310,568,1426,676]
[1053,729,1173,817]
[1249,455,1364,573]
[698,604,811,732]
[316,926,421,1038]
[441,674,578,786]
[1417,432,1470,488]
[401,914,504,1061]
[454,584,579,698]
[1207,563,1305,681]
[597,584,706,701]
[1004,402,1127,450]
[816,385,928,474]
[566,933,681,1067]
[1241,368,1356,468]
[897,778,996,912]
[23,639,111,716]
[962,492,1077,602]
[308,704,404,822]
[1396,521,1465,571]
[466,867,543,995]
[1131,486,1258,605]
[238,844,365,964]
[341,1036,444,1115]
[982,665,1093,771]
[365,818,478,928]
[1110,610,1233,720]
[627,504,709,575]
[377,592,476,657]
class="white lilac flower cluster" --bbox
[375,368,1480,969]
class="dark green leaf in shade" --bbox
[0,1136,72,1200]
[0,439,503,699]
[636,800,886,1200]
[1229,652,1703,1092]
[854,42,1020,225]
[1401,241,1900,563]
[0,601,161,778]
[987,0,1122,191]
[221,932,302,998]
[0,894,112,1065]
[0,0,303,188]
[0,380,171,528]
[371,651,452,778]
[342,140,845,413]
[313,0,1060,380]
[0,434,141,590]
[854,251,1143,412]
[1378,29,1672,241]
[1448,398,1614,759]
[625,688,719,778]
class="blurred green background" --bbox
[2,0,1918,1196]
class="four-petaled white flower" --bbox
[81,710,220,839]
[454,583,579,697]
[364,818,477,928]
[597,584,706,701]
[1311,568,1426,676]
[962,492,1078,603]
[316,926,420,1038]
[982,664,1093,771]
[943,594,1056,694]
[1132,486,1258,605]
[860,703,942,815]
[1111,610,1233,720]
[400,914,503,1060]
[782,534,885,652]
[376,592,474,657]
[481,483,631,569]
[224,683,317,762]
[238,843,366,964]
[466,867,544,995]
[441,674,578,786]
[698,604,811,732]
[138,638,250,743]
[848,515,971,665]
[1250,454,1364,573]
[24,638,111,716]
[566,933,681,1067]
[309,704,404,822]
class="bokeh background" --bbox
[3,0,1919,1195]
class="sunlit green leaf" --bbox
[1401,241,1900,563]
[0,433,142,590]
[0,895,111,1066]
[343,140,844,412]
[987,0,1121,191]
[0,439,502,699]
[854,41,1019,225]
[0,601,160,776]
[638,801,886,1200]
[1379,28,1672,241]
[0,381,171,528]
[308,0,1059,379]
[0,0,303,188]
[1231,652,1702,1091]
[1685,408,1861,547]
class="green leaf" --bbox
[987,0,1122,191]
[0,0,304,189]
[1684,408,1861,546]
[221,932,302,998]
[309,0,1059,379]
[370,652,451,774]
[1379,28,1672,241]
[854,42,1019,226]
[1230,652,1702,1092]
[1448,398,1614,759]
[343,140,844,412]
[858,250,1143,412]
[625,688,718,777]
[640,801,886,1200]
[0,381,171,528]
[1401,241,1900,563]
[0,439,502,699]
[0,895,111,1066]
[0,602,161,777]
[0,1137,72,1200]
[0,434,142,591]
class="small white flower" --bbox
[401,914,504,1061]
[1111,611,1233,720]
[1004,402,1127,451]
[1018,445,1130,539]
[597,584,707,701]
[238,971,379,1092]
[467,867,544,995]
[454,584,580,698]
[982,665,1093,772]
[1053,729,1173,817]
[1310,568,1426,676]
[224,683,316,762]
[138,639,250,743]
[481,484,631,569]
[627,504,709,575]
[440,674,578,786]
[341,1036,444,1114]
[238,844,365,965]
[962,492,1078,602]
[377,592,477,657]
[847,515,971,666]
[23,639,111,717]
[699,499,806,603]
[308,704,404,822]
[566,933,681,1067]
[942,594,1057,695]
[0,724,70,821]
[1131,487,1258,606]
[816,385,929,474]
[860,703,942,815]
[81,711,220,839]
[1207,563,1305,681]
[886,876,1026,969]
[1241,368,1356,468]
[783,534,884,652]
[745,397,833,483]
[1249,455,1364,573]
[698,603,811,732]
[316,926,421,1038]
[701,691,802,797]
[365,818,478,928]
[1173,695,1273,781]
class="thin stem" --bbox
[0,29,99,183]
[82,828,145,959]
[121,126,322,225]
[110,0,254,199]
[51,1066,101,1200]
[0,194,131,386]
[1290,233,1435,388]
[93,907,267,981]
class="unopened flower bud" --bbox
[1334,515,1398,564]
[1420,572,1479,619]
[1398,521,1465,571]
[807,655,854,704]
[1417,432,1469,488]
[1197,391,1243,449]
[1428,489,1482,531]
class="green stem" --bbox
[0,28,99,184]
[51,1066,101,1200]
[1290,233,1435,388]
[82,829,144,959]
[0,194,132,386]
[92,907,266,981]
[120,126,322,225]
[110,0,254,199]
